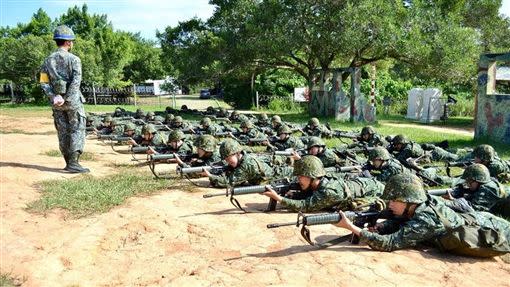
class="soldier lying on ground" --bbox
[260,155,384,212]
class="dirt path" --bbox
[381,122,474,137]
[1,115,509,287]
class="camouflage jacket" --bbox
[302,124,332,138]
[204,124,224,136]
[486,158,510,181]
[316,148,342,168]
[360,196,510,253]
[373,158,412,183]
[280,176,384,212]
[350,134,388,148]
[238,128,266,142]
[135,133,165,147]
[208,152,275,187]
[40,47,85,110]
[453,180,508,212]
[182,150,222,168]
[162,140,194,154]
[272,135,305,151]
[394,142,424,164]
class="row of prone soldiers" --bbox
[89,107,510,258]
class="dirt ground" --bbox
[1,113,509,287]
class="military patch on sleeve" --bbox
[39,72,49,83]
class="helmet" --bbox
[124,122,136,131]
[307,137,326,148]
[165,113,175,121]
[196,135,217,153]
[115,107,122,113]
[142,124,156,134]
[168,130,186,142]
[392,134,408,145]
[462,163,491,184]
[381,174,426,204]
[259,113,268,121]
[173,116,183,124]
[219,107,227,114]
[278,125,292,135]
[147,111,155,117]
[368,147,391,161]
[201,117,212,126]
[309,117,320,126]
[361,126,375,136]
[272,115,282,123]
[240,120,254,129]
[104,115,113,123]
[136,108,143,114]
[206,106,215,112]
[53,25,75,40]
[232,110,240,116]
[473,144,495,162]
[220,139,242,158]
[293,155,326,178]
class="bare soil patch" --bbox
[1,116,509,286]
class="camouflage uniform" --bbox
[40,25,88,172]
[182,135,221,168]
[281,176,384,212]
[359,174,510,256]
[163,130,194,154]
[349,126,387,148]
[271,125,305,151]
[302,118,332,138]
[307,137,341,167]
[395,142,424,163]
[449,164,509,212]
[134,125,165,147]
[209,151,275,187]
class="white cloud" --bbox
[47,0,214,39]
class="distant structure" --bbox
[475,52,510,144]
[309,67,375,123]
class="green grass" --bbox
[27,169,172,218]
[41,150,96,161]
[0,273,24,287]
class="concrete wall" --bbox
[475,52,510,144]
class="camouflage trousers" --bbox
[52,105,86,156]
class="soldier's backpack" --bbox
[431,205,510,257]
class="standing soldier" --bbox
[40,25,89,173]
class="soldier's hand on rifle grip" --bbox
[147,146,156,155]
[129,138,137,146]
[202,168,211,177]
[291,150,301,161]
[443,190,454,201]
[173,153,184,165]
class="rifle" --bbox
[426,188,454,196]
[181,127,204,135]
[97,134,131,142]
[331,130,359,139]
[202,178,301,212]
[267,208,394,246]
[148,152,197,179]
[214,131,241,138]
[176,165,227,176]
[273,149,307,157]
[446,161,473,177]
[324,165,363,173]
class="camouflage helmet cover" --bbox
[147,111,155,117]
[462,163,491,184]
[124,122,136,131]
[168,130,186,142]
[361,126,376,136]
[392,134,408,145]
[53,25,75,40]
[272,115,282,123]
[103,115,113,123]
[369,147,391,161]
[259,113,269,121]
[201,117,212,126]
[278,125,292,135]
[142,124,156,134]
[293,155,326,178]
[196,135,217,153]
[173,116,183,124]
[473,144,495,162]
[309,117,320,126]
[240,120,254,129]
[307,136,326,148]
[381,174,426,204]
[165,113,175,120]
[219,139,243,158]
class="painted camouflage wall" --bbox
[309,67,375,122]
[475,53,510,144]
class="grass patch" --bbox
[27,169,172,218]
[0,128,56,135]
[41,150,96,161]
[0,273,24,287]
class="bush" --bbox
[266,97,304,113]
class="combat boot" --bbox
[66,151,90,173]
[63,152,71,170]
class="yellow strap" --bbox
[39,72,49,83]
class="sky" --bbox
[1,0,509,41]
[0,0,215,40]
